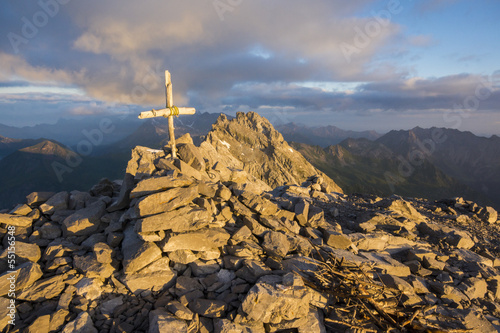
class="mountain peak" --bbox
[204,111,343,193]
[19,140,73,157]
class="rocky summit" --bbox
[0,112,500,333]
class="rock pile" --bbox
[1,112,500,332]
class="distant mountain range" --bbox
[0,113,498,210]
[291,127,500,209]
[276,123,381,147]
[0,140,125,209]
[0,114,142,147]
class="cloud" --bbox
[54,0,404,105]
[0,1,412,109]
[1,1,498,134]
[216,73,500,116]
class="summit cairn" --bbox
[1,112,500,332]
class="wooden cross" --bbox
[138,70,196,158]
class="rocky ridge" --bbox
[0,112,499,332]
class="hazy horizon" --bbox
[1,110,500,140]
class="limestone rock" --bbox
[121,270,176,295]
[241,276,311,324]
[203,112,342,192]
[126,146,165,180]
[123,240,162,274]
[177,143,206,171]
[16,274,65,302]
[149,309,188,333]
[240,192,279,216]
[121,223,162,274]
[382,199,426,221]
[89,178,115,197]
[359,252,411,277]
[62,201,106,237]
[130,174,194,198]
[50,309,70,332]
[0,213,32,227]
[213,318,265,333]
[308,206,325,227]
[0,297,13,331]
[458,277,488,300]
[161,228,230,252]
[0,262,43,296]
[40,222,62,239]
[73,253,115,279]
[167,300,194,320]
[26,191,55,206]
[480,206,498,224]
[136,205,212,233]
[0,241,40,263]
[75,278,103,300]
[25,314,50,333]
[100,296,123,316]
[168,250,199,265]
[262,231,290,258]
[107,173,134,212]
[189,298,228,318]
[93,242,114,264]
[294,198,309,226]
[61,311,97,333]
[9,203,32,215]
[135,185,198,217]
[39,191,69,215]
[323,230,352,249]
[173,158,205,180]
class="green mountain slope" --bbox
[291,138,494,207]
[0,140,124,210]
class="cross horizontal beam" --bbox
[138,107,196,119]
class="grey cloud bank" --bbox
[0,0,499,135]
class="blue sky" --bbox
[0,0,499,135]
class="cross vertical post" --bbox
[165,71,177,158]
[137,70,196,159]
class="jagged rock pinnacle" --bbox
[204,111,343,193]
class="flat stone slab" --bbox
[122,224,163,274]
[135,185,199,217]
[0,213,32,227]
[0,262,43,296]
[16,274,65,302]
[149,309,188,333]
[39,191,69,215]
[61,312,97,333]
[130,174,194,198]
[189,298,228,318]
[121,270,176,295]
[359,252,411,277]
[62,201,106,237]
[136,205,212,233]
[0,241,40,263]
[160,228,230,252]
